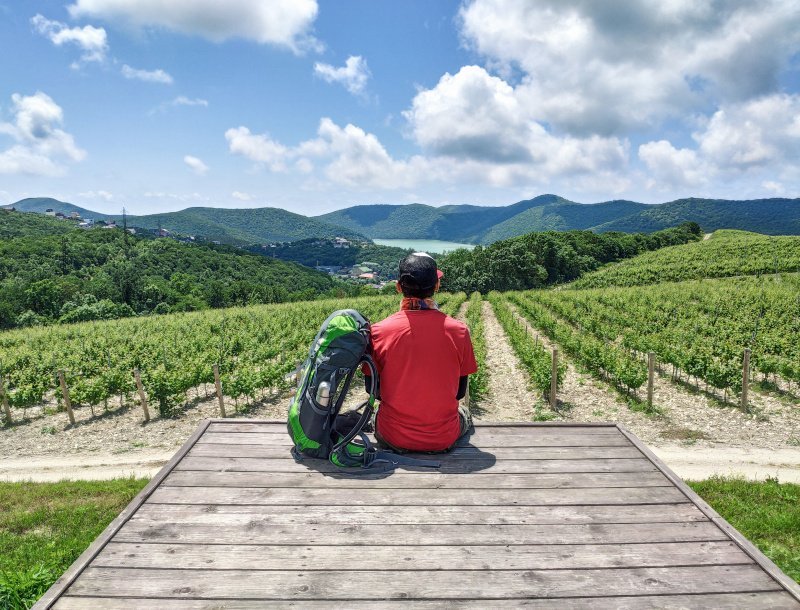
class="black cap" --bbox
[398,252,443,291]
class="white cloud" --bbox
[171,96,208,108]
[638,93,800,190]
[31,14,108,63]
[69,0,320,52]
[231,191,252,201]
[225,126,290,172]
[122,64,173,84]
[639,140,708,189]
[183,155,209,175]
[403,65,628,183]
[79,190,114,200]
[0,92,86,176]
[458,0,800,135]
[149,96,208,115]
[314,56,370,95]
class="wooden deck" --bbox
[37,421,800,608]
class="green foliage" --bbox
[464,292,489,404]
[249,238,414,280]
[509,292,647,397]
[595,197,800,235]
[439,223,701,293]
[688,477,800,583]
[0,218,351,329]
[0,478,148,609]
[574,230,800,288]
[0,294,411,414]
[0,210,74,239]
[488,292,564,403]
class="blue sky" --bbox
[1,0,799,215]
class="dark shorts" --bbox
[375,403,473,454]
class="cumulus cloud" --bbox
[31,14,108,63]
[459,0,800,135]
[404,66,628,183]
[226,119,424,189]
[69,0,320,52]
[122,64,173,84]
[639,93,800,190]
[0,92,86,176]
[184,155,209,175]
[231,191,252,201]
[314,56,370,95]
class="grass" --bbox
[0,478,148,609]
[0,476,797,607]
[687,477,800,584]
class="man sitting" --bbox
[364,252,477,453]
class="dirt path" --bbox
[475,300,537,421]
[2,296,798,483]
[504,301,667,443]
[505,301,800,450]
[3,445,798,483]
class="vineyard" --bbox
[0,293,467,424]
[510,274,800,404]
[573,230,800,288]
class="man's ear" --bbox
[434,278,441,292]
[395,281,402,294]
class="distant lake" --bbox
[372,239,476,254]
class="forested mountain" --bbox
[319,195,800,243]
[438,223,702,293]
[8,198,366,245]
[592,197,800,235]
[9,194,800,246]
[0,211,353,329]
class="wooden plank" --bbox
[64,565,783,600]
[134,502,709,525]
[52,592,800,609]
[188,442,645,460]
[95,541,750,571]
[176,456,658,474]
[617,424,800,602]
[33,420,214,610]
[114,521,727,545]
[147,484,689,506]
[199,431,632,447]
[162,470,670,489]
[207,422,621,435]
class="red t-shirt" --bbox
[366,309,478,451]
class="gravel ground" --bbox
[1,298,798,482]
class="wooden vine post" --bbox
[647,352,655,407]
[550,349,559,409]
[57,370,76,425]
[741,348,751,409]
[133,369,150,423]
[213,364,226,418]
[0,374,12,425]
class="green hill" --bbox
[320,196,800,243]
[438,223,702,293]
[572,229,800,288]
[0,209,76,239]
[0,212,353,329]
[593,197,800,235]
[9,198,366,245]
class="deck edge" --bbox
[205,419,619,428]
[616,423,800,602]
[33,418,214,609]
